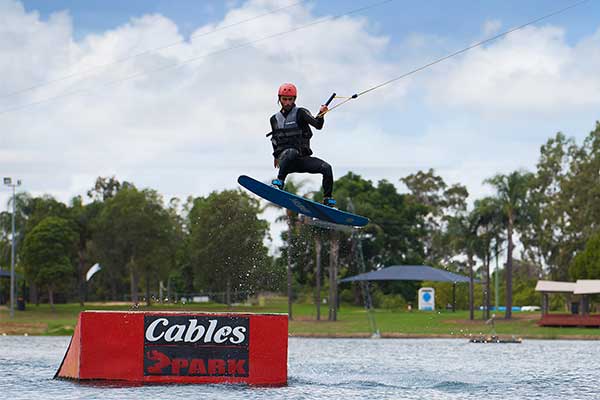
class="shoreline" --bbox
[2,329,599,341]
[289,332,600,340]
[3,304,600,340]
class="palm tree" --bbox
[471,197,505,320]
[485,170,533,319]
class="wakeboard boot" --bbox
[323,197,337,208]
[271,179,284,190]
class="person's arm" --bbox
[298,107,326,130]
[269,115,279,165]
[269,115,278,134]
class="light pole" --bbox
[3,177,21,318]
[495,242,500,312]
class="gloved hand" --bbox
[318,104,328,116]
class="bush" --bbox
[378,294,407,311]
[339,288,354,304]
[370,289,408,310]
[513,280,540,307]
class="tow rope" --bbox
[317,0,589,118]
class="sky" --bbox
[1,0,599,251]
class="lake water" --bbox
[1,336,598,399]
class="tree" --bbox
[69,196,103,306]
[485,170,534,319]
[0,192,33,265]
[523,132,575,279]
[333,173,428,307]
[555,123,600,274]
[87,176,133,201]
[21,217,77,310]
[188,190,269,306]
[524,124,600,280]
[401,169,448,212]
[164,197,187,301]
[401,169,469,266]
[570,232,600,280]
[9,193,71,304]
[446,213,478,319]
[269,178,325,320]
[278,179,306,321]
[95,187,175,305]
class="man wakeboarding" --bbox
[237,84,368,227]
[267,83,336,207]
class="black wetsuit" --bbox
[269,106,333,197]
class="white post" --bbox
[4,177,21,318]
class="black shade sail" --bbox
[339,265,472,283]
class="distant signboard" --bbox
[418,287,435,311]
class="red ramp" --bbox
[55,311,288,386]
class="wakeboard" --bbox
[238,175,369,227]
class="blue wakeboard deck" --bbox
[238,175,369,227]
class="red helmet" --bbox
[278,83,297,97]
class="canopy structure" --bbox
[573,280,600,295]
[339,265,472,283]
[534,280,600,295]
[534,280,577,293]
[535,280,600,326]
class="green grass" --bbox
[1,299,599,339]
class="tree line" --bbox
[1,121,599,318]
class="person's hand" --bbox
[318,105,328,116]
[274,158,279,168]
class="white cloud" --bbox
[1,0,600,253]
[427,25,600,114]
